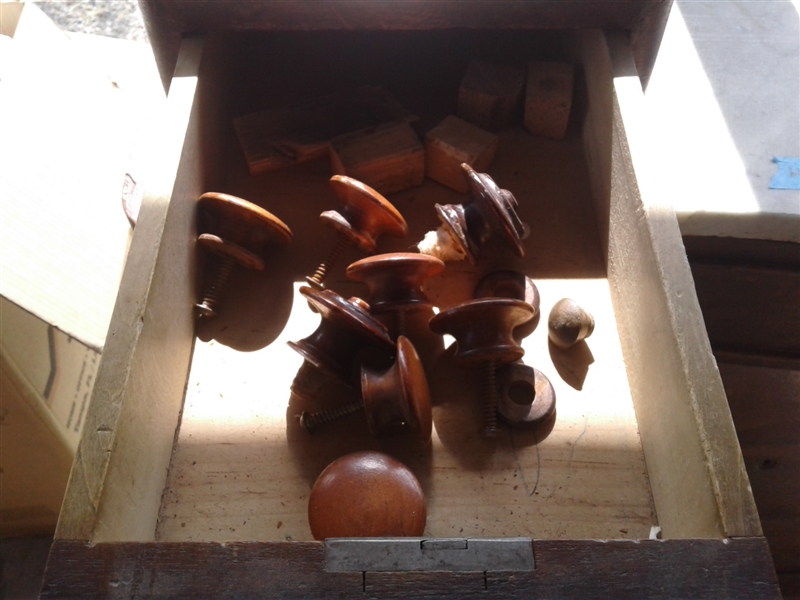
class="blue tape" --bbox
[770,157,800,190]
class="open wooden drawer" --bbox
[41,5,779,598]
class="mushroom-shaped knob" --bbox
[308,451,426,540]
[198,192,293,254]
[307,176,408,290]
[362,336,432,443]
[474,270,539,314]
[288,287,395,382]
[474,270,540,341]
[496,362,556,428]
[195,192,292,320]
[548,298,594,349]
[347,253,444,313]
[323,176,408,253]
[431,164,525,264]
[429,298,534,367]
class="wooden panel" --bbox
[53,40,205,542]
[683,236,800,270]
[596,31,761,538]
[40,538,779,599]
[690,262,800,360]
[138,1,670,91]
[717,362,800,580]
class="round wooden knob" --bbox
[195,193,292,322]
[321,176,408,254]
[197,192,293,254]
[287,287,395,382]
[548,298,595,349]
[362,336,432,443]
[429,298,533,367]
[308,451,426,540]
[496,362,556,428]
[433,164,525,264]
[346,253,444,313]
[474,270,539,318]
[474,270,540,341]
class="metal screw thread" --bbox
[481,361,499,439]
[300,399,364,433]
[309,236,349,288]
[197,255,236,318]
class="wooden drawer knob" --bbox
[288,286,395,383]
[308,451,426,540]
[427,164,525,264]
[496,362,556,428]
[362,335,432,442]
[429,298,533,367]
[307,176,408,290]
[347,252,444,337]
[195,192,292,321]
[474,270,540,339]
[430,298,533,437]
[548,298,594,349]
[300,336,432,443]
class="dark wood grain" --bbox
[41,538,779,599]
[139,1,670,91]
[686,236,800,600]
[689,262,800,361]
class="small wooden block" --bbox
[234,87,417,175]
[457,60,525,131]
[330,122,425,195]
[524,61,575,140]
[425,115,498,193]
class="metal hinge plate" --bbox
[324,537,535,572]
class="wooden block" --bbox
[234,87,417,175]
[330,122,425,195]
[524,61,575,139]
[457,60,525,131]
[424,115,498,193]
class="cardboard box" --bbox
[0,2,156,536]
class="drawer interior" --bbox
[58,28,760,546]
[157,29,652,543]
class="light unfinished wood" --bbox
[524,61,574,140]
[330,122,425,196]
[233,87,417,176]
[157,277,655,542]
[54,39,205,542]
[424,115,498,193]
[457,61,525,132]
[587,30,761,538]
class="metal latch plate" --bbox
[324,537,534,572]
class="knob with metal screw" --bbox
[548,298,594,349]
[299,336,432,443]
[474,270,540,341]
[429,298,534,438]
[306,176,408,290]
[194,192,292,321]
[496,361,556,428]
[288,286,395,385]
[346,253,445,339]
[418,164,526,264]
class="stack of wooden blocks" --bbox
[236,59,574,197]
